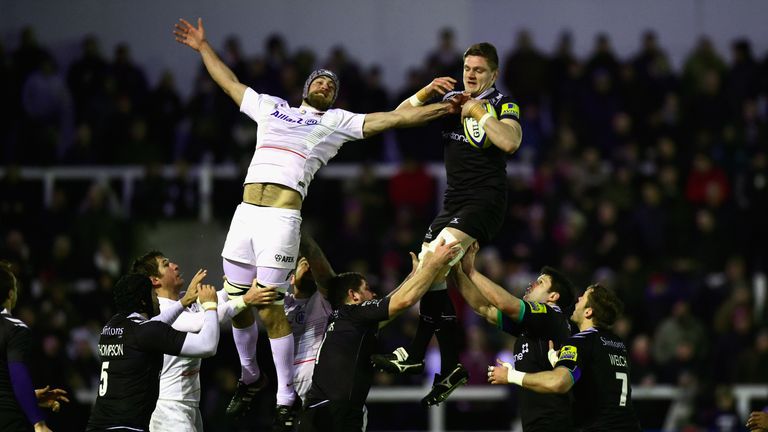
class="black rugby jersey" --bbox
[1,310,35,432]
[86,312,186,431]
[307,297,390,405]
[440,87,520,205]
[499,301,574,431]
[555,327,641,432]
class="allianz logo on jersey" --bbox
[270,110,319,125]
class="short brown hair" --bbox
[131,250,164,278]
[463,42,499,71]
[585,283,623,328]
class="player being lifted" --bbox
[372,42,522,406]
[174,17,466,428]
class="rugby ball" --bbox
[463,103,497,149]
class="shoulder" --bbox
[244,87,284,106]
[2,313,29,330]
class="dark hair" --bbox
[463,42,499,71]
[541,266,576,309]
[0,261,17,305]
[131,250,164,278]
[327,272,366,309]
[585,283,624,328]
[113,273,154,316]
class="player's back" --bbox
[0,312,33,432]
[87,314,165,431]
[568,328,641,431]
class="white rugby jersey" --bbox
[240,87,366,199]
[284,291,332,366]
[156,297,202,403]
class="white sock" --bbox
[270,333,296,406]
[232,321,261,385]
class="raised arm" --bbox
[362,94,465,138]
[462,242,524,319]
[462,99,522,154]
[387,239,460,317]
[178,284,220,357]
[299,232,335,297]
[174,18,247,106]
[395,77,457,110]
[488,359,573,394]
[453,264,498,324]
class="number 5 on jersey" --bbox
[99,362,110,396]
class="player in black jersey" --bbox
[489,284,641,432]
[373,42,523,406]
[86,274,221,432]
[299,239,460,432]
[453,243,575,431]
[1,262,69,432]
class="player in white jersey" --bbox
[174,17,466,430]
[130,251,279,432]
[284,234,337,404]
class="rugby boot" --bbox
[421,363,469,406]
[371,347,425,375]
[225,373,269,417]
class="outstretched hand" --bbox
[426,77,457,98]
[174,18,206,51]
[487,359,513,385]
[35,386,69,412]
[421,238,461,270]
[446,92,470,115]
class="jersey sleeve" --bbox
[519,301,563,339]
[343,297,391,323]
[554,334,589,383]
[7,324,32,363]
[496,97,521,123]
[333,109,365,141]
[240,87,281,123]
[496,299,526,336]
[133,320,187,356]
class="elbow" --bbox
[501,139,521,154]
[201,344,218,358]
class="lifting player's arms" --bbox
[488,284,642,431]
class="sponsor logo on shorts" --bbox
[500,102,520,118]
[526,301,547,313]
[450,217,460,224]
[558,345,578,362]
[274,254,296,263]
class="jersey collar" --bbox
[472,86,496,100]
[299,103,326,116]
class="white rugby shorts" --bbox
[221,203,302,269]
[293,359,317,405]
[150,399,202,432]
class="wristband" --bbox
[478,113,492,129]
[227,296,247,315]
[201,301,217,311]
[409,94,425,107]
[508,368,526,386]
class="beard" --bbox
[306,92,333,111]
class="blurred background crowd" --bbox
[1,24,767,431]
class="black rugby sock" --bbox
[407,290,444,361]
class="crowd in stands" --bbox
[1,25,768,430]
